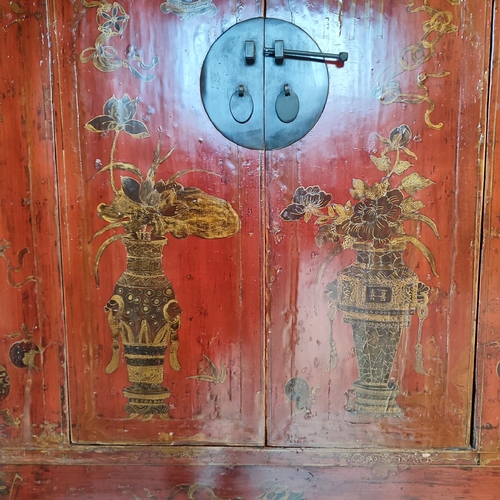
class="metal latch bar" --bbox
[264,44,348,63]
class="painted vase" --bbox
[326,242,423,416]
[104,237,181,419]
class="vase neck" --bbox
[355,246,405,268]
[122,238,167,274]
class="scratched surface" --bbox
[5,463,500,499]
[3,1,500,494]
[55,0,264,444]
[266,0,489,448]
[0,2,64,446]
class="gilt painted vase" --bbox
[326,242,420,416]
[105,237,181,419]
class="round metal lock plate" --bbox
[200,18,329,150]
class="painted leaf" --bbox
[366,178,390,199]
[350,179,368,199]
[93,234,127,285]
[333,202,353,223]
[394,235,438,276]
[370,154,391,172]
[402,213,440,239]
[84,115,115,133]
[401,146,418,160]
[93,162,143,179]
[393,160,412,175]
[314,216,333,225]
[400,172,434,195]
[401,197,425,214]
[121,177,142,203]
[375,133,391,146]
[123,119,150,138]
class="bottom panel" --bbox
[2,462,500,499]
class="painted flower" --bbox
[389,124,412,148]
[280,186,332,223]
[97,2,129,35]
[84,94,150,138]
[337,189,404,247]
[377,124,415,158]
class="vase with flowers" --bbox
[86,94,240,419]
[281,125,437,416]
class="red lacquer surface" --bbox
[55,0,264,444]
[0,1,64,446]
[5,3,500,495]
[266,0,488,448]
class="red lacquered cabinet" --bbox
[2,1,500,498]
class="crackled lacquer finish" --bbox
[6,0,500,497]
[55,0,264,444]
[267,0,489,448]
[0,1,64,446]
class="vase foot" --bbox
[347,380,402,417]
[123,385,171,419]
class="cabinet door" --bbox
[55,1,264,445]
[267,0,489,448]
[0,1,64,446]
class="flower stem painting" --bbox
[80,1,159,82]
[281,125,437,416]
[86,95,240,419]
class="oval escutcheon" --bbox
[230,88,254,124]
[275,85,300,123]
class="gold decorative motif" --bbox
[165,484,237,500]
[0,240,35,288]
[160,0,217,21]
[0,409,20,429]
[256,482,304,500]
[80,1,159,81]
[8,324,42,370]
[2,3,28,29]
[87,95,240,418]
[0,473,22,499]
[0,365,19,429]
[0,363,19,430]
[284,378,320,417]
[0,366,10,401]
[306,450,460,466]
[186,355,227,384]
[373,1,458,129]
[130,482,303,500]
[281,125,437,416]
[33,421,62,446]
